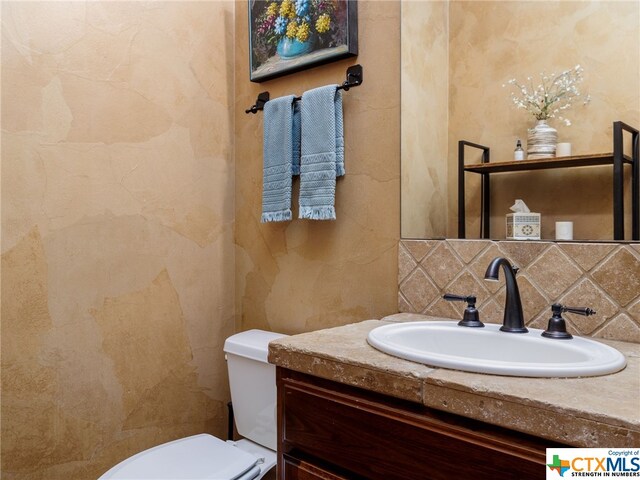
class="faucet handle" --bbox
[562,305,596,317]
[542,304,596,339]
[443,293,475,303]
[443,294,485,328]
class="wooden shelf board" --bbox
[463,153,633,174]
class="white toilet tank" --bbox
[224,330,287,452]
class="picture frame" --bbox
[248,0,358,83]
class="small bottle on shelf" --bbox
[514,139,525,161]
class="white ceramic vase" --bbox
[527,119,557,159]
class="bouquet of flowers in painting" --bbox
[249,0,357,82]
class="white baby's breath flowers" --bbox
[504,65,590,126]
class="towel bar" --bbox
[245,64,363,114]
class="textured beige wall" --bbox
[234,1,400,334]
[401,0,449,239]
[402,0,640,240]
[1,2,235,478]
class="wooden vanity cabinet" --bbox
[282,455,351,480]
[277,368,564,480]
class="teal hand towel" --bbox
[299,85,344,220]
[261,95,300,222]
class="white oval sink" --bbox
[367,321,626,378]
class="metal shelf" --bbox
[463,153,632,174]
[458,121,639,240]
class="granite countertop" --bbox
[268,313,640,447]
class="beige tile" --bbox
[559,243,617,272]
[401,240,438,263]
[398,292,414,313]
[628,299,640,323]
[594,314,640,344]
[400,268,439,313]
[527,245,582,298]
[446,239,490,263]
[443,269,491,307]
[558,279,618,335]
[420,242,464,289]
[477,298,503,325]
[398,243,417,283]
[398,239,640,343]
[591,247,640,307]
[515,276,550,323]
[424,297,460,320]
[528,312,551,331]
[498,241,551,269]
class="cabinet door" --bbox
[282,455,351,480]
[278,369,555,480]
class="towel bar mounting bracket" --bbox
[245,92,270,114]
[342,64,363,91]
[245,64,363,114]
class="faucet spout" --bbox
[484,257,528,333]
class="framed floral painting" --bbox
[249,0,358,82]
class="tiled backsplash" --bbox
[398,240,640,343]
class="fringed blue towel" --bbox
[261,95,300,222]
[299,85,344,220]
[292,101,301,176]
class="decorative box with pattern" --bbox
[506,213,541,240]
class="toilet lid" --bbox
[99,434,260,480]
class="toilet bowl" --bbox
[99,330,286,480]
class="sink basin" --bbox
[367,321,626,378]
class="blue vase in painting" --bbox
[276,36,313,59]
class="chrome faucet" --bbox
[484,257,528,333]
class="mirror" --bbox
[401,1,640,240]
